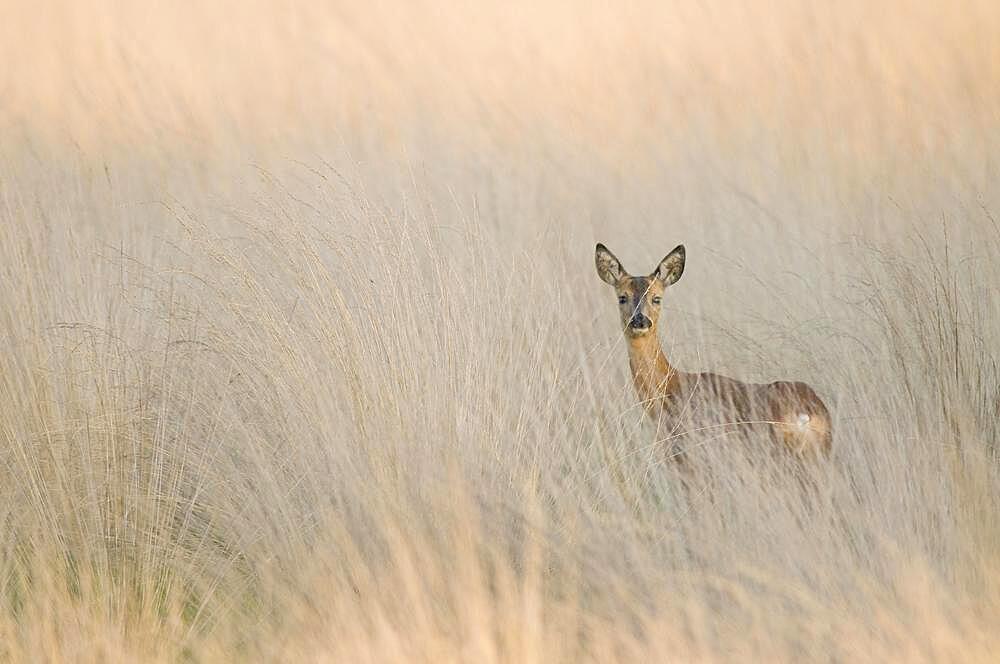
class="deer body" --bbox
[597,243,832,458]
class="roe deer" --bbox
[595,243,832,459]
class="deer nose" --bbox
[629,314,651,330]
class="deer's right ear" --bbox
[595,243,624,285]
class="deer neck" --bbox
[626,330,678,402]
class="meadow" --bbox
[1,1,999,660]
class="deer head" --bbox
[595,243,685,337]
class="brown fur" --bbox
[596,243,832,460]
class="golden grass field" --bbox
[1,1,1000,661]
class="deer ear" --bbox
[595,243,625,285]
[653,244,685,285]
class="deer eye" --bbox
[618,295,627,304]
[651,296,661,305]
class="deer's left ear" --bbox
[653,245,685,285]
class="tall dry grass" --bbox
[1,0,999,661]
